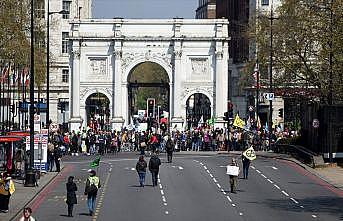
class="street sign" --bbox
[34,114,41,133]
[49,123,59,132]
[312,119,320,128]
[263,93,275,101]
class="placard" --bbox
[226,165,240,176]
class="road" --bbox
[29,152,343,221]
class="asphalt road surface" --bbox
[30,152,343,221]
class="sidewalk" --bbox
[0,171,60,221]
[176,150,343,191]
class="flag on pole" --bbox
[90,156,101,168]
[233,114,245,129]
[207,116,216,126]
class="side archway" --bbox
[184,93,212,130]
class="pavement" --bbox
[0,151,343,221]
[0,169,62,221]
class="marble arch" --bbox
[68,18,229,131]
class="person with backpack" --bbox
[148,151,161,187]
[165,135,175,163]
[135,155,147,187]
[84,169,101,216]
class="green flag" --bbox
[207,117,216,126]
[90,156,101,168]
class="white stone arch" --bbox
[123,56,173,83]
[182,89,214,119]
[80,87,113,128]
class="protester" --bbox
[229,158,239,193]
[165,135,174,163]
[242,148,251,179]
[66,176,78,217]
[19,207,36,221]
[0,173,15,213]
[149,151,161,187]
[135,155,147,187]
[84,169,101,216]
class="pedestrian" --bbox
[84,169,101,216]
[149,151,161,187]
[165,135,174,163]
[135,155,147,187]
[54,146,62,172]
[242,149,251,179]
[229,158,239,193]
[19,207,36,221]
[0,173,15,213]
[66,176,78,217]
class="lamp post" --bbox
[46,0,68,129]
[25,0,36,187]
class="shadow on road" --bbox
[263,196,343,218]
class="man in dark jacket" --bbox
[148,152,161,187]
[165,135,174,163]
[66,176,77,217]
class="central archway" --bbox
[128,61,170,131]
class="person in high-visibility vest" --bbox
[84,169,101,216]
[0,173,15,213]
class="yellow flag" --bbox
[233,114,245,129]
[243,146,256,161]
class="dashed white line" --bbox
[213,178,218,183]
[209,174,214,178]
[206,170,210,174]
[300,205,304,208]
[267,179,273,184]
[232,203,236,207]
[226,196,232,202]
[281,191,290,197]
[239,212,243,216]
[261,174,267,178]
[164,203,167,206]
[272,166,278,170]
[178,166,184,170]
[312,215,317,218]
[200,162,204,165]
[251,166,256,169]
[217,183,221,188]
[165,211,169,215]
[159,184,163,189]
[204,166,207,169]
[160,190,164,195]
[274,184,281,190]
[290,198,299,204]
[256,170,261,174]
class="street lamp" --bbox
[46,0,68,129]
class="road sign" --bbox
[263,93,275,101]
[49,123,59,132]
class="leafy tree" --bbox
[243,0,343,103]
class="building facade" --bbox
[195,0,216,19]
[68,19,229,131]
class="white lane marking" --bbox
[290,198,299,204]
[200,162,204,165]
[217,183,221,188]
[251,166,255,169]
[164,203,167,206]
[274,184,281,190]
[209,174,214,178]
[109,168,112,172]
[131,168,136,171]
[272,166,278,170]
[193,160,198,162]
[158,179,161,183]
[226,196,232,202]
[261,174,267,178]
[221,189,225,192]
[178,166,184,170]
[165,211,169,215]
[232,204,236,207]
[159,184,163,189]
[300,205,304,208]
[162,196,166,202]
[219,166,227,168]
[312,215,317,218]
[239,212,243,216]
[267,179,273,184]
[282,191,289,197]
[256,170,261,174]
[206,170,210,174]
[160,190,164,195]
[213,178,218,183]
[171,166,176,168]
[204,165,207,169]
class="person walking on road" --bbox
[149,152,161,187]
[136,155,147,187]
[229,158,239,193]
[242,150,251,179]
[84,169,101,216]
[19,207,36,221]
[66,176,78,217]
[165,135,174,163]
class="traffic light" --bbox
[278,108,283,118]
[147,98,155,118]
[224,112,229,121]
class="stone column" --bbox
[69,49,82,131]
[171,49,184,129]
[111,48,125,130]
[121,82,128,125]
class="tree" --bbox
[243,0,343,104]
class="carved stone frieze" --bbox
[72,50,80,59]
[121,51,172,71]
[89,57,107,76]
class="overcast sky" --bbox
[92,0,198,19]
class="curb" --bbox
[10,166,65,221]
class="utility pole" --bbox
[268,2,275,151]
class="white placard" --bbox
[226,165,240,176]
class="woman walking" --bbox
[135,155,147,187]
[66,176,78,217]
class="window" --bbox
[62,32,69,53]
[261,0,269,6]
[62,69,69,83]
[62,0,71,19]
[35,0,45,18]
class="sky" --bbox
[92,0,198,19]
